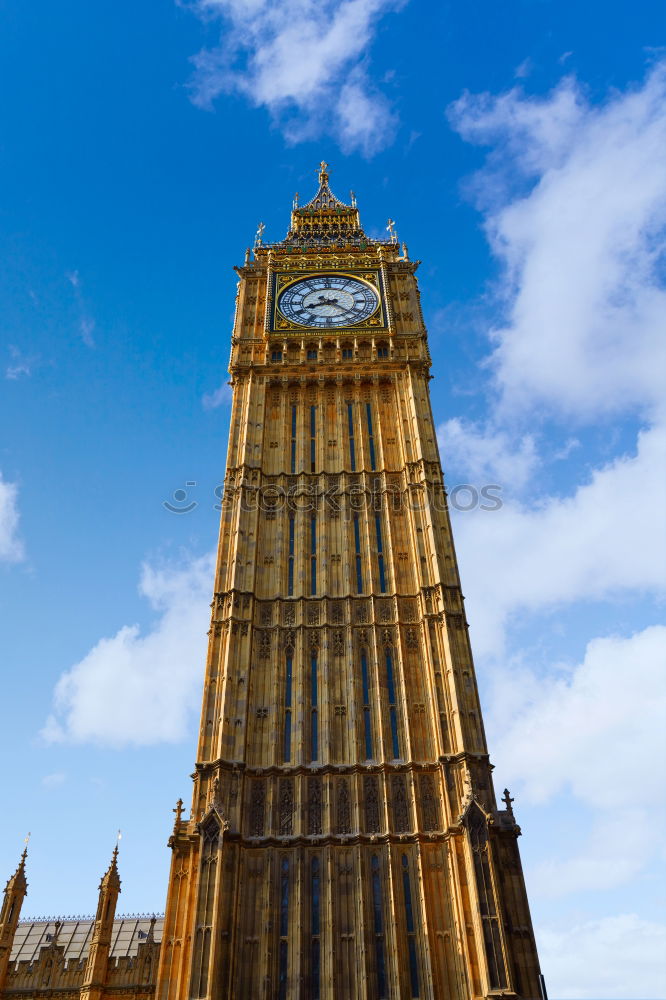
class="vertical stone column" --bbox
[80,847,121,1000]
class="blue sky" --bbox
[1,1,665,995]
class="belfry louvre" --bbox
[0,166,545,1000]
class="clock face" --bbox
[278,274,379,328]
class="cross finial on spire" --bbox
[318,160,329,183]
[386,218,398,243]
[254,222,265,248]
[502,788,515,815]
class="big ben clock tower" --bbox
[155,164,545,1000]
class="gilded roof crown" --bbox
[285,161,364,248]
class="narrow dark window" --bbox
[385,649,400,759]
[353,514,363,593]
[311,653,318,761]
[311,857,321,998]
[402,855,420,997]
[310,516,317,595]
[366,403,377,471]
[288,516,295,596]
[307,349,318,360]
[271,350,283,362]
[378,345,389,358]
[278,858,290,1000]
[347,402,356,471]
[361,651,373,758]
[469,810,507,989]
[371,855,387,999]
[375,513,386,593]
[342,347,353,359]
[290,404,297,474]
[284,654,293,762]
[310,405,316,472]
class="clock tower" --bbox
[155,164,545,999]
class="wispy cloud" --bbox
[437,417,538,492]
[186,0,406,155]
[42,551,214,747]
[202,381,232,409]
[5,346,34,380]
[66,270,96,347]
[0,473,25,563]
[42,772,66,788]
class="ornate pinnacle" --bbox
[100,840,121,892]
[502,788,515,817]
[5,839,29,893]
[318,160,329,183]
[173,798,184,830]
[18,833,29,871]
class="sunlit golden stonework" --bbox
[1,164,545,1000]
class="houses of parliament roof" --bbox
[11,915,163,964]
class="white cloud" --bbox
[42,551,214,747]
[448,61,666,421]
[0,473,24,563]
[438,417,537,491]
[453,421,666,657]
[492,625,666,808]
[538,913,666,999]
[202,381,232,409]
[187,0,405,155]
[334,67,397,158]
[489,625,666,896]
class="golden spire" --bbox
[100,836,121,892]
[5,841,28,893]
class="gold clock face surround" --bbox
[276,272,380,329]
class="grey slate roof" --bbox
[11,916,163,964]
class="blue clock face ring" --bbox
[278,274,378,328]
